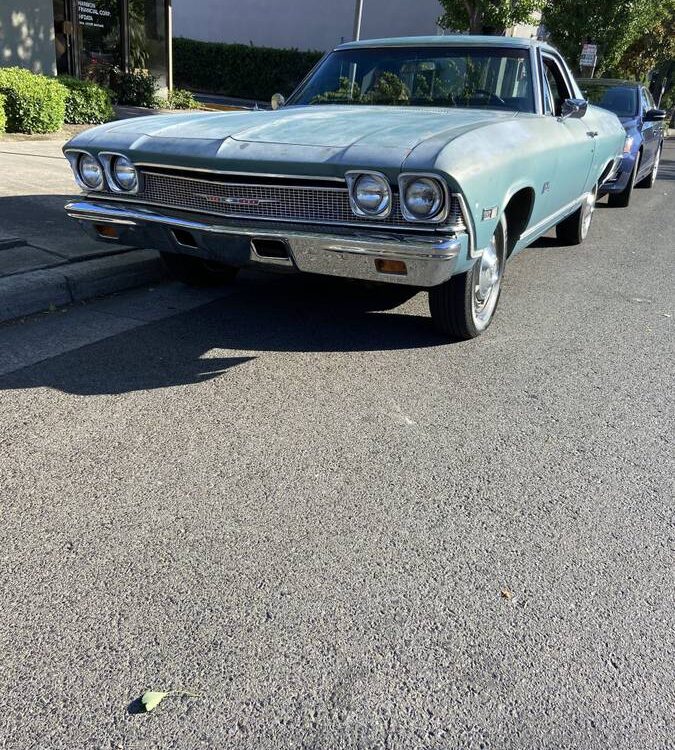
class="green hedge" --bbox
[0,67,67,134]
[173,37,322,101]
[0,93,6,134]
[59,75,114,124]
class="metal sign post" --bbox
[353,0,364,41]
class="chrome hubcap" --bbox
[472,235,501,329]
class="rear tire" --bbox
[161,252,239,287]
[428,214,506,340]
[556,185,596,245]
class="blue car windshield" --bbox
[583,84,638,118]
[288,47,535,113]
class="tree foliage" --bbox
[613,4,675,81]
[438,0,544,35]
[542,0,674,75]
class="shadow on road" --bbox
[0,274,445,396]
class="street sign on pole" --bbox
[580,43,598,77]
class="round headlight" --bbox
[404,178,443,219]
[79,154,104,190]
[112,156,138,191]
[353,173,390,215]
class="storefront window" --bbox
[52,0,168,90]
[75,0,122,78]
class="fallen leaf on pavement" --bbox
[500,587,514,600]
[141,691,169,712]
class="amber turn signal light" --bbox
[95,224,119,239]
[375,258,407,275]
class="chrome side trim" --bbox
[519,193,588,242]
[453,193,476,257]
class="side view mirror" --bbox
[560,98,588,120]
[644,108,667,121]
[271,93,285,111]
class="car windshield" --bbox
[583,84,638,118]
[288,46,535,113]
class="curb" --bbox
[0,249,164,324]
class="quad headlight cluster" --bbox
[67,151,139,194]
[346,171,448,223]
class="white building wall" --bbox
[0,0,56,75]
[173,0,442,51]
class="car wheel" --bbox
[636,144,661,189]
[428,214,505,340]
[608,160,637,208]
[555,185,596,245]
[161,251,239,287]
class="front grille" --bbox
[115,170,465,231]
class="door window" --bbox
[640,87,652,114]
[542,56,572,116]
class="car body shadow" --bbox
[0,274,447,396]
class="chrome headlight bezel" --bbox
[345,171,392,218]
[398,173,449,223]
[66,151,105,191]
[112,155,138,192]
[99,152,140,194]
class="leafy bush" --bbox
[173,37,322,101]
[59,75,114,124]
[0,93,6,134]
[109,68,157,107]
[0,67,67,134]
[154,88,200,110]
[168,88,199,109]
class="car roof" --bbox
[336,34,550,52]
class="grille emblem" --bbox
[194,193,279,207]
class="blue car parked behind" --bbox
[579,79,667,207]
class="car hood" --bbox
[67,105,517,176]
[79,105,512,148]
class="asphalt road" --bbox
[0,141,673,750]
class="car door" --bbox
[541,53,596,208]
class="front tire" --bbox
[556,185,596,245]
[428,214,506,340]
[608,160,637,208]
[161,251,239,287]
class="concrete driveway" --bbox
[0,142,673,749]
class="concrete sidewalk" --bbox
[0,136,164,323]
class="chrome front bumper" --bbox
[65,199,468,287]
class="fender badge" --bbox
[481,206,498,221]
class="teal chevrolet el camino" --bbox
[63,36,625,339]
